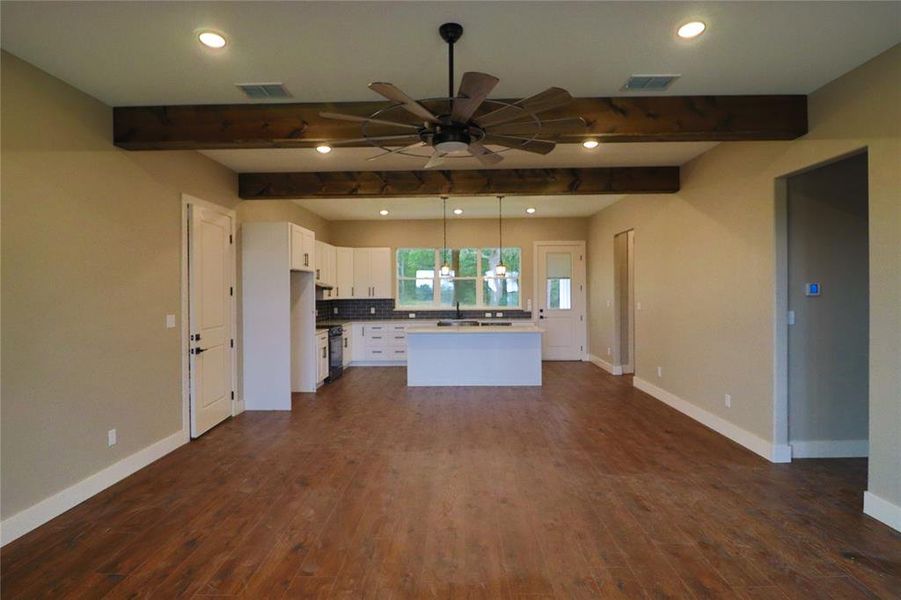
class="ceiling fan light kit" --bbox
[319,22,587,168]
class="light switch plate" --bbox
[166,314,176,329]
[108,429,117,447]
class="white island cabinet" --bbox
[406,325,543,386]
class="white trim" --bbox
[790,439,869,458]
[181,194,240,439]
[633,377,791,463]
[533,241,589,360]
[347,361,406,367]
[863,491,901,532]
[588,354,623,376]
[1,430,186,546]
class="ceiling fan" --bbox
[319,22,587,169]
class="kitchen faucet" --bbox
[455,301,462,319]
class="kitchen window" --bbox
[396,247,521,309]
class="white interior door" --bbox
[614,230,635,374]
[536,243,586,360]
[189,205,234,437]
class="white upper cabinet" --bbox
[315,241,339,296]
[369,248,391,298]
[290,224,315,272]
[352,247,392,299]
[335,247,354,299]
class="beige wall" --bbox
[330,217,589,310]
[1,51,241,518]
[237,200,331,243]
[587,45,900,507]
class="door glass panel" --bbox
[546,252,572,310]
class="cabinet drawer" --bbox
[365,348,389,361]
[389,333,407,346]
[367,333,389,347]
[389,348,407,360]
[367,325,387,333]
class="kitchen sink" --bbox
[436,320,481,327]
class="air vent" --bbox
[236,83,292,99]
[622,74,680,92]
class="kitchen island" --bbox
[406,324,543,386]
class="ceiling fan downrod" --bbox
[439,22,464,104]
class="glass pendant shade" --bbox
[495,262,507,277]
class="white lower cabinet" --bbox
[316,331,329,385]
[341,327,352,368]
[348,321,432,365]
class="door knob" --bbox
[192,347,207,355]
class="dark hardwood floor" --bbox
[2,363,899,599]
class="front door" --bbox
[536,243,586,360]
[189,205,234,437]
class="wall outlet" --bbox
[108,429,117,447]
[165,314,176,329]
[485,312,492,318]
[408,313,416,318]
[527,298,532,311]
[496,312,503,317]
[607,347,612,356]
[333,307,338,314]
[370,307,375,314]
[657,366,663,378]
[724,394,732,408]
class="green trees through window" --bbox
[397,247,521,308]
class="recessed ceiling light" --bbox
[198,31,227,49]
[379,209,390,216]
[677,21,706,39]
[453,208,463,215]
[315,145,332,154]
[526,207,536,214]
[582,139,599,149]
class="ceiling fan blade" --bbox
[319,112,422,130]
[451,72,500,123]
[367,141,427,161]
[329,134,423,147]
[424,151,445,169]
[490,116,587,135]
[468,142,504,166]
[369,82,440,123]
[483,135,556,155]
[475,87,573,128]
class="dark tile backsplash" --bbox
[316,298,531,322]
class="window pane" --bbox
[546,252,572,278]
[547,278,572,310]
[437,248,477,278]
[398,278,434,305]
[440,279,477,306]
[483,277,520,307]
[397,248,436,278]
[481,248,521,277]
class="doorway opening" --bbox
[613,229,635,375]
[181,194,238,439]
[776,152,869,460]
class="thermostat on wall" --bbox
[805,282,821,297]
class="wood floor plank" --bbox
[2,363,898,599]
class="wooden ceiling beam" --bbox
[238,167,679,199]
[113,95,806,150]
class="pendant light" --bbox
[495,195,507,277]
[439,196,451,277]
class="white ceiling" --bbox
[294,194,624,221]
[202,141,718,173]
[3,1,897,220]
[2,1,898,106]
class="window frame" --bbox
[395,247,522,310]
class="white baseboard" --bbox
[791,439,868,458]
[633,377,790,463]
[863,491,901,532]
[588,354,623,376]
[1,429,187,546]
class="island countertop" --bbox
[406,325,544,334]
